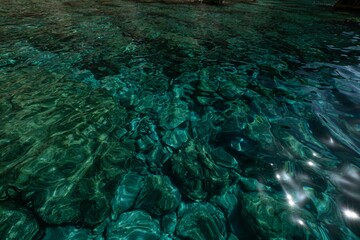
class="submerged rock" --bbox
[238,176,271,192]
[43,226,101,240]
[245,115,274,146]
[176,203,227,240]
[0,80,135,227]
[227,233,240,240]
[240,192,311,239]
[211,187,240,216]
[36,183,110,227]
[162,128,189,149]
[111,172,145,220]
[0,202,41,240]
[210,186,248,238]
[147,142,174,165]
[190,110,223,141]
[159,100,190,130]
[107,210,161,240]
[211,147,238,169]
[172,140,235,200]
[138,135,156,151]
[135,175,181,215]
[161,212,177,234]
[197,68,220,93]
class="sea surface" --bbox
[0,0,360,239]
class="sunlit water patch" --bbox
[0,0,360,239]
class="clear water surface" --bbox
[0,0,360,239]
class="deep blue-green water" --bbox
[1,0,360,239]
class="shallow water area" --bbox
[0,0,360,239]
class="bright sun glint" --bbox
[307,161,315,167]
[286,194,295,207]
[288,199,295,207]
[297,219,305,226]
[343,209,360,220]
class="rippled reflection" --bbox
[0,0,360,239]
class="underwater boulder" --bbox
[211,147,238,169]
[240,192,310,239]
[161,212,177,234]
[111,172,145,220]
[227,233,240,240]
[159,100,190,130]
[176,203,227,240]
[172,140,234,200]
[43,226,100,240]
[0,202,41,240]
[135,175,181,215]
[107,210,161,240]
[35,186,109,227]
[162,128,189,149]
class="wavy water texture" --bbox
[0,0,360,239]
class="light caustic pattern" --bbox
[0,0,359,239]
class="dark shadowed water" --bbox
[0,0,360,239]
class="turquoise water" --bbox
[0,0,360,239]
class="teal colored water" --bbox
[0,0,360,239]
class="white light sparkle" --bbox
[282,172,291,181]
[287,194,296,207]
[297,219,305,226]
[307,161,315,167]
[286,194,292,200]
[343,209,360,220]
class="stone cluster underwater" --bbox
[0,0,360,239]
